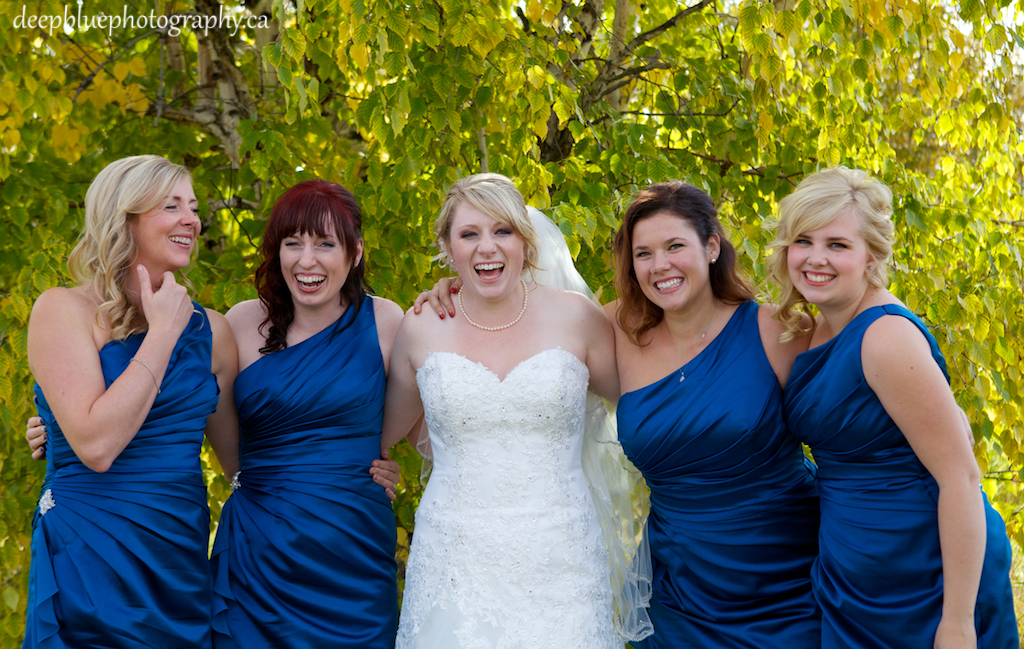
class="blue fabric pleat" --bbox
[24,305,219,649]
[617,301,820,648]
[784,304,1018,649]
[210,296,398,649]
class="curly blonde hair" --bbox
[766,166,895,341]
[433,173,540,275]
[67,155,194,340]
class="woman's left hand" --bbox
[371,448,402,501]
[933,614,977,649]
[26,415,47,460]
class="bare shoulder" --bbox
[862,313,932,366]
[372,296,404,332]
[757,303,812,387]
[535,285,601,321]
[31,285,96,322]
[758,304,812,349]
[204,308,233,343]
[225,299,266,338]
[397,299,447,341]
[225,298,264,327]
[203,308,238,375]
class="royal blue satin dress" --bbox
[211,296,398,648]
[784,304,1017,649]
[617,301,820,649]
[24,306,219,649]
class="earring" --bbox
[711,258,717,264]
[866,265,873,271]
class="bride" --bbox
[382,173,649,648]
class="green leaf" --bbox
[3,587,18,612]
[449,19,475,47]
[774,10,796,37]
[277,65,294,87]
[250,150,271,179]
[851,58,869,80]
[264,43,283,70]
[282,28,306,61]
[739,1,760,37]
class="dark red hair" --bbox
[255,180,368,354]
[613,181,754,345]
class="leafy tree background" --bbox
[0,0,1021,641]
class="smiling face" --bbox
[129,177,199,273]
[786,208,875,311]
[447,202,525,299]
[279,224,363,314]
[631,211,720,313]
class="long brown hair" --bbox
[255,180,368,354]
[613,181,753,345]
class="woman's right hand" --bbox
[27,416,47,460]
[137,265,194,340]
[412,277,462,318]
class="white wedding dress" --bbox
[396,348,623,649]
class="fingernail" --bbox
[449,310,455,317]
[439,311,445,319]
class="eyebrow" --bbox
[633,236,684,250]
[795,232,853,243]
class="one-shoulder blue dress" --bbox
[24,306,219,649]
[211,296,398,648]
[617,301,820,649]
[783,304,1017,649]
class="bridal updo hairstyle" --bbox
[255,179,368,354]
[613,181,754,346]
[68,155,194,341]
[433,173,541,276]
[766,166,895,341]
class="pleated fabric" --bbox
[211,296,398,649]
[617,301,820,649]
[784,304,1018,649]
[24,305,219,649]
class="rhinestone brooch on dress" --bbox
[38,489,55,515]
[230,471,242,492]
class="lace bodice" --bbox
[397,348,621,649]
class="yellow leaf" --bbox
[351,44,368,70]
[113,61,130,82]
[2,129,20,148]
[532,113,549,139]
[527,0,543,23]
[128,57,147,77]
[526,65,546,89]
[757,110,773,149]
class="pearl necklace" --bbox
[458,278,529,331]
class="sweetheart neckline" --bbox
[419,348,587,383]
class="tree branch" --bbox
[209,196,261,212]
[624,0,717,56]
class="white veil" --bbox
[525,207,654,643]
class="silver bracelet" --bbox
[130,357,161,395]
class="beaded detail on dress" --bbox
[38,489,55,515]
[396,348,620,649]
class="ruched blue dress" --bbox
[783,304,1017,649]
[24,306,219,649]
[211,296,398,649]
[617,301,820,649]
